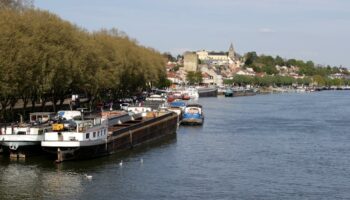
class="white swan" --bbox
[84,174,92,180]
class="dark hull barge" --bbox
[42,111,178,162]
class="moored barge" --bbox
[41,110,178,162]
[0,112,55,158]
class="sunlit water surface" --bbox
[1,91,350,200]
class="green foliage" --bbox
[230,75,254,86]
[0,0,33,10]
[226,74,348,88]
[0,8,166,120]
[172,65,181,71]
[251,65,262,73]
[186,71,202,85]
[244,52,257,66]
[244,53,282,75]
[162,52,176,62]
[243,52,347,77]
[261,65,278,75]
[275,56,285,66]
[155,75,172,89]
[312,75,326,86]
[257,55,275,67]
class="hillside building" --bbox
[196,43,238,65]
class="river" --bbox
[1,91,350,200]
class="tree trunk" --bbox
[52,96,58,113]
[41,98,48,112]
[22,96,28,119]
[9,97,17,122]
[31,99,36,112]
[0,100,9,122]
[30,92,38,112]
[58,95,65,110]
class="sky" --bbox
[35,0,350,67]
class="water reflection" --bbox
[0,162,84,200]
[0,134,177,200]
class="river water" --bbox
[1,91,350,200]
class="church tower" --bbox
[228,43,235,61]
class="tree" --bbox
[163,52,175,62]
[312,75,325,86]
[244,52,258,66]
[275,56,285,66]
[257,55,275,67]
[186,71,202,85]
[286,59,297,67]
[0,8,168,120]
[0,0,33,10]
[261,65,278,75]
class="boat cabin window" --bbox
[42,115,49,122]
[30,114,51,123]
[93,118,102,126]
[93,132,96,138]
[38,130,44,135]
[77,122,93,132]
[31,115,37,122]
[188,108,200,114]
[17,131,26,135]
[86,133,90,139]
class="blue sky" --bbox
[35,0,350,67]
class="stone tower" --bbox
[228,43,235,61]
[183,52,198,72]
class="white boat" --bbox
[144,94,168,110]
[185,87,199,100]
[42,110,178,162]
[146,94,167,102]
[41,111,110,162]
[120,103,130,111]
[0,112,55,157]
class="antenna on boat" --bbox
[77,108,87,120]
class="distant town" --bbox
[165,43,350,89]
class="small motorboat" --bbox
[181,104,204,125]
